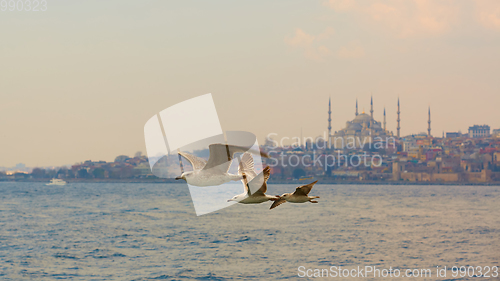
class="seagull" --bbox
[227,153,279,204]
[175,144,268,187]
[270,180,320,209]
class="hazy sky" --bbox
[1,0,500,167]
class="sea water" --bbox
[0,182,498,280]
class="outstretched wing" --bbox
[238,153,258,181]
[203,144,269,173]
[270,197,286,209]
[293,180,318,196]
[253,166,271,195]
[178,151,207,171]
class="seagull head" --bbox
[227,194,242,202]
[281,193,290,199]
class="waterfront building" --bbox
[468,125,490,138]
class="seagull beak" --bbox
[175,176,182,180]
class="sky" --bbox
[1,0,500,167]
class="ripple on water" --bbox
[0,182,498,280]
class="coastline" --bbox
[2,178,500,186]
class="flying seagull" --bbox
[175,144,268,187]
[270,180,320,209]
[227,153,279,204]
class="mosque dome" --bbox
[347,122,363,130]
[353,113,372,123]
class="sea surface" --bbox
[0,182,499,280]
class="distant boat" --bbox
[46,178,67,186]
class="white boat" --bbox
[46,178,67,186]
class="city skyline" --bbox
[1,0,500,167]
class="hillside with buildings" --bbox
[2,98,500,184]
[263,98,500,184]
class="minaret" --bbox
[370,96,374,119]
[355,98,358,116]
[428,106,431,137]
[383,107,387,131]
[328,97,332,140]
[397,98,401,138]
[301,127,303,149]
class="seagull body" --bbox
[228,153,279,204]
[180,171,241,187]
[176,144,268,187]
[270,180,319,209]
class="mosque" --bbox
[327,97,404,149]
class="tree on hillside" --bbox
[92,168,106,179]
[114,155,130,163]
[31,168,46,178]
[77,169,90,178]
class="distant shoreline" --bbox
[2,178,500,186]
[0,178,178,184]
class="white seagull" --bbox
[227,153,279,204]
[270,180,320,209]
[175,144,268,187]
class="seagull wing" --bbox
[238,153,258,181]
[292,180,318,196]
[270,196,286,209]
[253,166,271,195]
[203,144,269,173]
[178,151,207,171]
